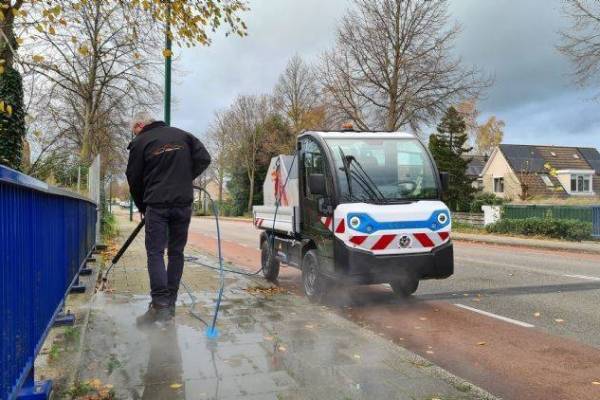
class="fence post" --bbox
[593,206,600,238]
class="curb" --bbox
[453,233,600,255]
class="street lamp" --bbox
[164,0,172,125]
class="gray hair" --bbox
[130,111,156,130]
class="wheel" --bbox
[390,277,419,297]
[261,239,280,282]
[302,250,330,302]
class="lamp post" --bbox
[164,0,172,125]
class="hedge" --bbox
[485,217,592,241]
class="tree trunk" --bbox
[247,169,255,213]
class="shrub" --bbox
[101,211,119,240]
[485,217,592,241]
[469,193,505,213]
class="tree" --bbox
[428,106,475,211]
[22,0,162,174]
[273,54,322,134]
[320,0,488,133]
[559,0,600,93]
[475,116,504,156]
[0,0,248,170]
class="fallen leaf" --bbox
[592,381,600,385]
[264,336,274,341]
[104,384,114,389]
[554,319,565,323]
[426,350,434,354]
[385,325,393,329]
[353,354,361,359]
[477,342,487,346]
[170,383,182,389]
[472,298,481,302]
[419,317,427,321]
[534,312,541,317]
[304,324,314,329]
[278,346,287,352]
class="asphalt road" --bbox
[187,216,600,400]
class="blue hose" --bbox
[196,186,225,339]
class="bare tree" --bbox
[559,0,600,93]
[206,110,234,202]
[226,94,273,212]
[273,54,322,133]
[21,0,161,175]
[320,0,488,133]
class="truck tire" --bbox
[390,277,419,297]
[302,250,329,303]
[261,240,280,282]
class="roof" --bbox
[462,155,488,177]
[309,131,416,140]
[498,144,600,174]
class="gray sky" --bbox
[170,0,600,149]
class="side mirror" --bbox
[308,173,327,196]
[439,172,449,193]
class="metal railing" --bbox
[1,165,98,400]
[593,207,600,238]
[503,204,593,223]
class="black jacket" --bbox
[126,121,211,212]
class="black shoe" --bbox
[136,303,172,327]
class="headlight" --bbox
[349,216,361,229]
[437,213,448,224]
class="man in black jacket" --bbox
[126,112,211,325]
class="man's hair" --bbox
[130,111,156,130]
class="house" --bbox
[480,144,600,200]
[463,155,488,190]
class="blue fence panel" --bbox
[593,207,600,238]
[0,165,97,400]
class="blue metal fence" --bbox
[0,165,97,400]
[593,206,600,238]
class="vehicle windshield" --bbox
[325,137,439,203]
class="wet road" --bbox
[188,217,600,400]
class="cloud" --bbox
[170,0,599,150]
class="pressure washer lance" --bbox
[100,217,146,291]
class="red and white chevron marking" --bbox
[254,218,264,228]
[348,231,450,252]
[320,216,346,233]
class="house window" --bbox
[494,177,504,193]
[570,174,592,193]
[540,174,554,187]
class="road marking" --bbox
[454,304,535,328]
[563,274,600,281]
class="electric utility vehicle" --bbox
[253,130,453,301]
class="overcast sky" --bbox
[169,0,600,150]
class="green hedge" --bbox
[469,193,505,213]
[486,217,592,241]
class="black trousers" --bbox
[144,205,192,307]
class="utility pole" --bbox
[164,0,172,125]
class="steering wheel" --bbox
[397,180,417,195]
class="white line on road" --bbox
[454,303,535,328]
[563,274,600,281]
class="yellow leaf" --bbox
[554,318,564,323]
[78,45,90,56]
[534,312,541,317]
[0,11,4,21]
[16,37,24,45]
[170,383,182,389]
[592,381,600,385]
[32,55,45,63]
[48,26,56,35]
[6,105,12,116]
[477,341,486,346]
[0,66,4,74]
[162,48,172,58]
[0,101,4,112]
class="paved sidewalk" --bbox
[77,214,496,400]
[453,231,600,254]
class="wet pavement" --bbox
[78,214,494,400]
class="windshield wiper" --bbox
[345,155,387,203]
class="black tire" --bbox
[390,277,419,297]
[261,239,280,282]
[302,250,329,302]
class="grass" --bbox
[107,354,122,374]
[452,222,487,234]
[48,343,61,362]
[64,326,80,345]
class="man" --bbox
[126,112,211,325]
